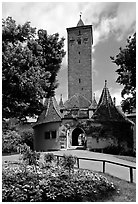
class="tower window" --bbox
[79,78,81,83]
[77,38,81,45]
[79,60,80,63]
[79,30,81,35]
[78,51,80,54]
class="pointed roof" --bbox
[77,13,84,26]
[64,93,91,109]
[33,97,62,127]
[89,93,98,110]
[92,80,133,124]
[59,94,64,109]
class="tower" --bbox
[67,14,93,102]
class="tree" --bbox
[2,17,66,119]
[110,33,136,113]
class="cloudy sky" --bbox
[2,1,136,105]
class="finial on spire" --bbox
[80,12,82,19]
[105,80,107,87]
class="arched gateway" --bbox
[72,127,85,146]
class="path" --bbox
[50,149,136,183]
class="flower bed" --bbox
[2,157,117,202]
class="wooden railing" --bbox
[55,155,136,183]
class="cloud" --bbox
[90,2,136,46]
[2,2,136,48]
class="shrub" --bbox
[103,145,120,155]
[44,153,55,163]
[103,145,135,156]
[2,130,21,153]
[60,154,77,172]
[20,128,34,150]
[18,144,40,167]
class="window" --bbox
[79,30,81,35]
[78,51,80,54]
[79,60,80,63]
[79,78,81,83]
[44,131,57,139]
[45,132,50,139]
[51,131,56,139]
[77,38,81,45]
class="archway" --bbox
[72,127,84,146]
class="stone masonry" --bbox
[67,22,93,102]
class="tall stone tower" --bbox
[67,15,93,102]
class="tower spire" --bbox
[77,12,84,26]
[59,94,64,108]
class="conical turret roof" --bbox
[89,93,98,110]
[92,80,133,123]
[33,97,62,127]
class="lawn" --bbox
[114,155,136,163]
[97,172,136,202]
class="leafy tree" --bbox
[110,33,136,113]
[2,17,66,119]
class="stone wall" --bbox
[67,25,93,101]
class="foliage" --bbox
[103,144,135,156]
[110,33,136,112]
[2,130,21,153]
[17,144,40,166]
[19,128,34,150]
[2,118,20,132]
[2,17,66,119]
[2,120,34,153]
[60,154,77,172]
[2,157,116,202]
[44,153,55,163]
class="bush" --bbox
[20,128,34,150]
[103,145,120,155]
[60,154,76,172]
[2,154,117,202]
[103,145,135,156]
[2,130,21,153]
[18,144,40,167]
[44,153,55,163]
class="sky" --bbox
[2,1,136,106]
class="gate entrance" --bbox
[72,128,84,146]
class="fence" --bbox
[55,154,136,183]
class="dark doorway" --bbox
[72,128,84,146]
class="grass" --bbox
[114,155,136,163]
[97,172,136,202]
